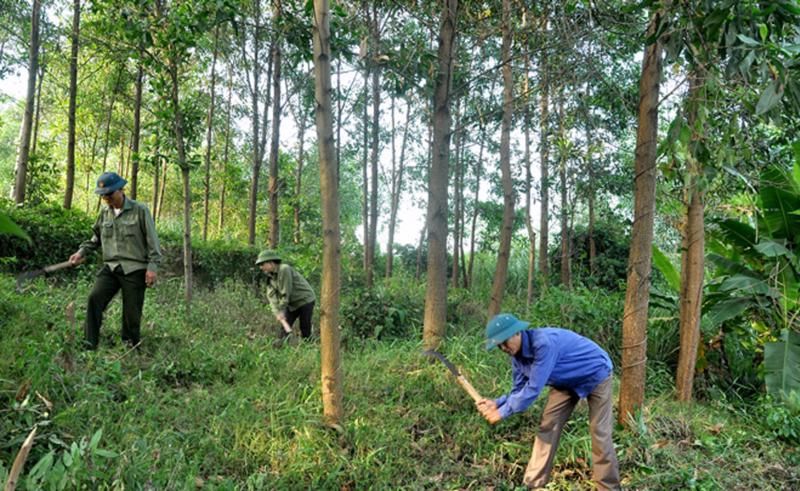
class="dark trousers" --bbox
[85,266,147,349]
[286,301,315,338]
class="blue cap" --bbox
[485,313,529,350]
[94,172,127,195]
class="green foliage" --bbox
[159,230,261,287]
[758,393,800,446]
[764,329,800,401]
[0,210,31,243]
[0,201,94,272]
[341,279,424,340]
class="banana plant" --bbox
[705,161,800,400]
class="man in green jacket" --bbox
[256,250,316,339]
[68,172,161,349]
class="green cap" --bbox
[485,313,529,350]
[255,250,281,265]
[94,172,127,195]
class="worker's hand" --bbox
[68,252,85,266]
[276,313,292,334]
[476,399,501,425]
[145,271,157,287]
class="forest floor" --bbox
[1,274,798,490]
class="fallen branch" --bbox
[4,426,37,491]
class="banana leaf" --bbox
[765,330,800,399]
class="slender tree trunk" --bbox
[312,0,343,427]
[488,0,515,319]
[386,98,408,278]
[13,0,41,204]
[130,61,143,200]
[247,0,262,246]
[219,63,233,234]
[558,91,571,289]
[361,64,369,271]
[451,100,462,288]
[524,78,536,307]
[293,107,307,244]
[157,159,167,222]
[152,153,160,223]
[64,0,80,209]
[467,119,487,289]
[587,125,596,276]
[366,5,380,288]
[538,30,550,288]
[96,66,123,213]
[31,50,44,156]
[619,7,665,426]
[676,70,705,402]
[423,0,458,351]
[415,224,426,281]
[203,26,219,241]
[268,0,282,248]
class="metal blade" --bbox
[422,349,462,378]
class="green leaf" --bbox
[90,429,103,450]
[705,297,753,326]
[652,245,680,293]
[716,219,757,253]
[93,449,119,458]
[756,80,784,115]
[737,34,760,46]
[759,23,768,42]
[720,274,773,296]
[755,240,791,257]
[0,212,32,244]
[765,330,800,398]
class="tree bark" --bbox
[268,0,282,248]
[366,4,380,288]
[386,97,409,278]
[524,70,536,307]
[312,0,343,427]
[247,0,263,246]
[537,24,550,288]
[219,62,233,234]
[64,0,80,209]
[676,70,705,402]
[423,0,458,351]
[558,91,571,290]
[13,0,41,204]
[293,104,307,244]
[488,0,515,319]
[202,26,219,241]
[618,7,665,426]
[130,61,143,200]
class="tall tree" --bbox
[365,1,381,288]
[268,0,282,248]
[130,60,143,199]
[423,0,458,351]
[202,26,220,241]
[487,0,515,318]
[63,0,80,209]
[312,0,343,427]
[618,6,666,426]
[537,14,550,288]
[12,0,41,204]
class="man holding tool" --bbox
[477,313,620,490]
[68,171,161,350]
[256,250,316,339]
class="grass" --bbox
[1,273,798,490]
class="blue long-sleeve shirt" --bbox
[495,328,612,419]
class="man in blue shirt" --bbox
[477,313,620,490]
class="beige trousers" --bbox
[522,376,620,490]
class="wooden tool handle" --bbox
[457,375,483,403]
[43,261,74,273]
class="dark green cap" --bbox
[255,249,281,265]
[485,313,529,350]
[95,172,127,195]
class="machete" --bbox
[15,260,73,292]
[423,349,483,403]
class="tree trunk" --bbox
[423,0,458,351]
[31,49,44,156]
[366,5,380,288]
[152,152,160,223]
[157,159,167,222]
[268,0,282,248]
[293,105,307,244]
[676,71,705,402]
[169,56,193,306]
[219,63,233,234]
[13,0,41,204]
[467,118,487,289]
[130,61,143,200]
[587,125,596,277]
[202,26,219,241]
[524,71,536,307]
[488,0,514,319]
[558,92,571,290]
[247,0,262,246]
[537,30,550,288]
[361,64,369,272]
[451,100,462,289]
[618,7,665,426]
[64,0,80,209]
[312,0,343,427]
[386,97,409,278]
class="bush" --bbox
[0,201,95,274]
[159,231,262,287]
[341,279,424,340]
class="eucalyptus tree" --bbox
[63,0,81,209]
[487,0,515,318]
[422,0,458,351]
[12,0,41,204]
[267,0,282,248]
[312,0,343,427]
[618,4,668,426]
[201,25,220,241]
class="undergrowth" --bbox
[1,274,797,490]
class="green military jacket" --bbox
[265,263,316,315]
[79,196,162,274]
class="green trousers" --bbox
[84,265,147,349]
